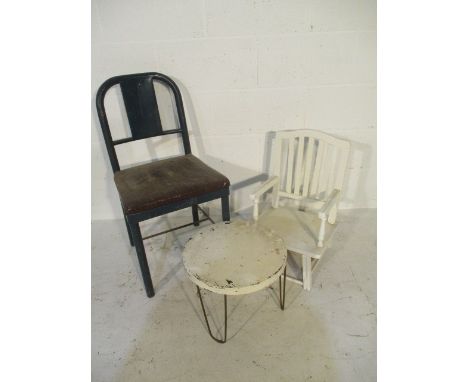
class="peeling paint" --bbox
[182,219,287,295]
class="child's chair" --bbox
[250,130,350,291]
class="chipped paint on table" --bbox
[182,220,287,295]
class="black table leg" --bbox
[197,286,227,344]
[279,266,287,310]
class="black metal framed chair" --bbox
[96,72,230,298]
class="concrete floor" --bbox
[92,208,376,382]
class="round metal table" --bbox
[182,220,288,343]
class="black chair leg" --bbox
[192,205,200,226]
[221,195,230,222]
[124,216,134,247]
[129,221,155,298]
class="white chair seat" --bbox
[257,206,337,259]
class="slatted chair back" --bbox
[96,72,191,173]
[271,130,350,205]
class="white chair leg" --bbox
[253,201,259,221]
[318,218,326,247]
[302,256,312,291]
[272,184,279,208]
[328,205,337,224]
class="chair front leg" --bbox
[221,195,230,222]
[253,200,259,221]
[124,215,134,247]
[302,256,311,291]
[328,205,337,224]
[318,217,326,247]
[129,221,155,298]
[272,183,279,208]
[192,205,200,226]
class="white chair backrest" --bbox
[272,130,350,201]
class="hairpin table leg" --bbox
[279,266,287,310]
[196,286,227,343]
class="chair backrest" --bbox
[96,72,191,173]
[271,130,350,202]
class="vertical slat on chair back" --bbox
[119,76,163,139]
[272,130,350,201]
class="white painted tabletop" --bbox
[182,220,287,295]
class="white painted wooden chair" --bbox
[250,130,350,291]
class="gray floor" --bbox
[92,209,376,382]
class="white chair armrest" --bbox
[249,176,279,201]
[318,189,341,219]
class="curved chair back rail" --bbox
[96,72,191,173]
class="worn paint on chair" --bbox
[250,130,350,291]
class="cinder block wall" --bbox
[92,0,376,220]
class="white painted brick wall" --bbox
[92,0,376,220]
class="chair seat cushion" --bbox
[114,154,230,214]
[257,206,337,258]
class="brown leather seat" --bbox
[114,154,230,214]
